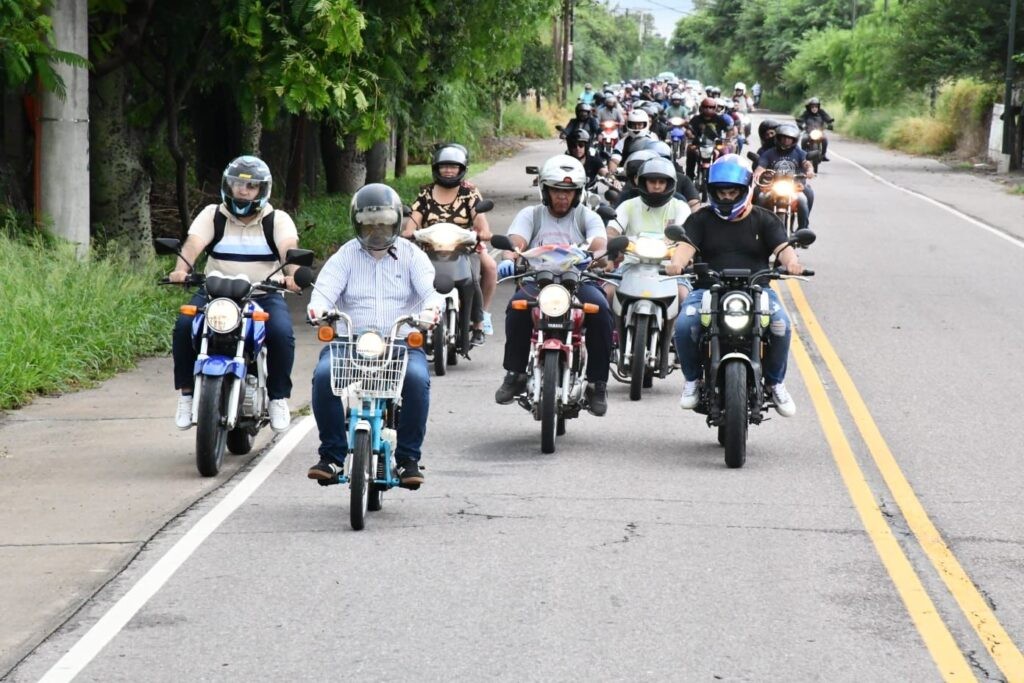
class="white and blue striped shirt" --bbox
[310,238,443,337]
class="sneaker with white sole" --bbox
[268,398,290,432]
[770,383,796,417]
[481,311,494,336]
[175,394,193,430]
[679,380,699,410]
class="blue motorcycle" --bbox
[155,238,314,476]
[667,116,688,163]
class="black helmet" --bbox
[775,123,800,152]
[757,118,780,144]
[221,155,272,218]
[431,143,468,188]
[567,128,591,155]
[623,149,658,184]
[636,157,677,208]
[575,102,593,119]
[350,183,403,251]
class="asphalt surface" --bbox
[4,129,1024,681]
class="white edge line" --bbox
[834,150,1024,250]
[38,415,316,683]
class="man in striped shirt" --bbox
[306,184,443,489]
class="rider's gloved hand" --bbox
[497,260,517,279]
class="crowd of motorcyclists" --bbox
[164,77,833,493]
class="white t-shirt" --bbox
[188,203,298,281]
[506,205,607,248]
[612,197,690,239]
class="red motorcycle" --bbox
[598,120,620,157]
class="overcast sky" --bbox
[608,0,693,40]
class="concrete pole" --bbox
[40,0,89,257]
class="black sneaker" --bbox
[586,381,608,417]
[495,372,528,404]
[396,460,424,489]
[308,458,343,485]
[471,329,486,347]
[822,156,830,161]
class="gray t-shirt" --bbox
[507,205,607,248]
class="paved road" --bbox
[5,131,1024,681]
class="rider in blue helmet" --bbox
[665,154,807,418]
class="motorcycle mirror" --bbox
[788,229,817,248]
[664,224,692,246]
[474,199,494,214]
[433,273,455,295]
[525,166,539,175]
[555,124,565,132]
[604,189,620,204]
[596,205,617,225]
[605,235,630,259]
[746,150,759,164]
[153,237,182,255]
[490,234,515,251]
[292,265,316,290]
[285,248,315,267]
[694,262,710,276]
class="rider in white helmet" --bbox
[733,82,753,113]
[608,109,658,175]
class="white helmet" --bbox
[716,98,730,113]
[734,82,746,93]
[538,154,586,207]
[625,108,651,138]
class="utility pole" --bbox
[560,0,571,105]
[1004,0,1020,169]
[568,0,575,95]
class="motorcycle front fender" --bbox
[625,299,662,329]
[194,356,246,379]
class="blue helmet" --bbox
[707,155,752,220]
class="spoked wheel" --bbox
[540,349,560,454]
[432,319,447,376]
[226,427,254,455]
[195,376,229,477]
[350,431,371,530]
[629,316,650,401]
[722,362,749,468]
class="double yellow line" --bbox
[783,280,1024,682]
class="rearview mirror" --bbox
[605,235,630,260]
[153,238,181,256]
[285,248,315,267]
[788,229,816,248]
[596,205,617,225]
[490,234,515,251]
[664,224,692,246]
[293,266,315,289]
[525,166,539,175]
[474,199,494,214]
[746,151,759,164]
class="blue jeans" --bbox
[173,291,295,400]
[311,344,430,466]
[673,288,791,386]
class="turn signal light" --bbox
[179,305,198,316]
[582,303,599,314]
[317,325,335,342]
[406,330,424,348]
[251,311,270,322]
[511,300,529,311]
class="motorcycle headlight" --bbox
[809,130,823,140]
[633,236,669,260]
[721,292,752,331]
[356,331,386,359]
[538,284,571,317]
[205,298,242,333]
[773,179,796,198]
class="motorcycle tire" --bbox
[226,427,254,455]
[557,415,566,436]
[541,349,560,454]
[722,362,749,469]
[195,375,229,477]
[432,319,447,376]
[447,310,459,366]
[368,453,383,512]
[629,316,650,401]
[350,430,371,530]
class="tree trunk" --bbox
[535,89,542,112]
[164,62,190,236]
[394,125,408,178]
[91,68,151,257]
[364,139,388,184]
[242,104,263,156]
[284,113,306,212]
[321,121,365,194]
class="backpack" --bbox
[205,209,279,262]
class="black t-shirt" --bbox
[683,205,788,289]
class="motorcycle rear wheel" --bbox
[722,362,749,469]
[432,320,447,376]
[350,431,371,530]
[195,376,229,477]
[447,309,459,366]
[541,349,560,454]
[227,427,254,455]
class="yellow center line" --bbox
[790,331,974,680]
[786,279,1024,681]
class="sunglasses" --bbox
[573,142,587,148]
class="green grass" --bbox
[882,117,956,155]
[500,101,555,138]
[0,232,179,410]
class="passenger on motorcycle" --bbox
[756,119,780,156]
[732,83,754,113]
[307,184,444,489]
[664,91,691,120]
[566,129,608,183]
[403,143,496,344]
[665,155,805,417]
[579,82,596,106]
[685,97,734,179]
[561,102,600,141]
[609,157,693,239]
[168,155,300,432]
[596,93,626,129]
[754,122,815,230]
[494,155,613,416]
[608,109,659,175]
[796,97,835,161]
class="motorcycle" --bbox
[154,238,315,477]
[412,199,494,375]
[800,121,830,173]
[607,233,680,400]
[664,225,816,468]
[491,234,628,454]
[667,116,688,162]
[751,157,809,238]
[598,120,620,157]
[693,132,726,203]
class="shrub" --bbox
[500,100,556,138]
[882,117,956,155]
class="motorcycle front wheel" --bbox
[350,431,371,530]
[432,319,447,376]
[722,362,749,469]
[629,316,650,401]
[195,375,229,477]
[447,309,459,366]
[541,349,560,454]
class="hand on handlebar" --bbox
[664,263,685,276]
[497,259,517,279]
[416,307,440,328]
[168,269,190,284]
[307,306,329,325]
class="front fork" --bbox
[191,334,245,430]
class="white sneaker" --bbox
[269,399,290,432]
[481,311,494,336]
[679,380,699,410]
[770,383,797,417]
[175,394,193,430]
